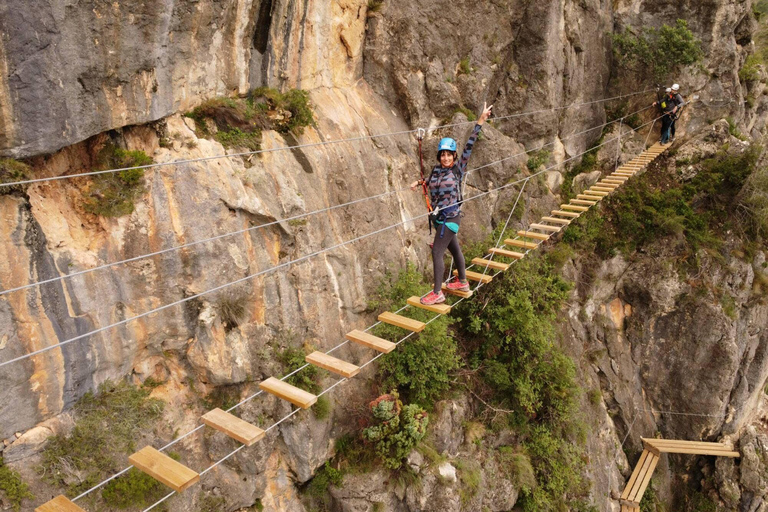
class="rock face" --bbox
[0,0,765,511]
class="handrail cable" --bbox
[0,114,661,371]
[68,114,663,505]
[0,105,653,299]
[0,89,654,188]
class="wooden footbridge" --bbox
[36,143,736,511]
[619,437,740,511]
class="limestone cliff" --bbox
[0,0,765,511]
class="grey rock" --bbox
[437,462,457,483]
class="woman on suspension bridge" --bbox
[410,102,493,305]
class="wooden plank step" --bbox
[571,199,597,206]
[455,269,493,284]
[621,450,650,500]
[378,311,426,332]
[643,444,740,457]
[591,186,614,192]
[259,377,318,409]
[561,204,589,212]
[517,230,550,240]
[306,351,361,378]
[642,437,734,450]
[489,247,526,259]
[35,496,87,512]
[530,223,561,232]
[607,175,629,180]
[577,194,603,201]
[627,451,659,502]
[345,329,396,353]
[505,238,541,249]
[129,446,200,493]
[407,296,452,315]
[551,210,581,218]
[442,285,473,298]
[541,216,571,224]
[472,257,510,271]
[602,179,625,185]
[596,182,620,189]
[202,408,266,446]
[585,190,609,197]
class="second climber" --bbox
[410,102,493,305]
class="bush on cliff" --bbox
[0,458,34,511]
[362,391,428,469]
[82,145,151,217]
[0,158,29,196]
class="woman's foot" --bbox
[421,291,446,305]
[446,276,470,292]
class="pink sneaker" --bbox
[446,276,470,292]
[421,291,446,305]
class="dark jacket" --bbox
[428,124,482,218]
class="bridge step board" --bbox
[489,247,526,259]
[306,351,361,378]
[571,199,597,206]
[378,312,426,332]
[407,296,452,315]
[345,329,396,353]
[596,182,620,189]
[620,449,658,503]
[585,190,609,197]
[551,210,581,218]
[442,285,473,298]
[541,216,571,225]
[35,496,87,512]
[641,438,740,457]
[530,223,561,232]
[517,230,551,240]
[455,269,494,284]
[505,238,541,249]
[201,407,267,446]
[602,179,625,185]
[577,194,603,202]
[471,258,510,271]
[561,204,589,212]
[129,446,200,492]
[259,377,318,409]
[591,187,614,193]
[202,408,266,446]
[606,175,628,181]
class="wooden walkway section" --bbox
[35,496,86,512]
[619,437,740,510]
[128,446,200,492]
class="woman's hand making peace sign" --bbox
[477,102,493,125]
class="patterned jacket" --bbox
[428,124,482,218]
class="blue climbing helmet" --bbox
[437,137,457,159]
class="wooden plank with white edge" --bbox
[642,438,736,451]
[259,377,318,409]
[586,190,610,197]
[645,445,740,457]
[378,311,426,332]
[530,223,561,232]
[517,230,551,240]
[345,330,396,353]
[407,296,452,315]
[596,182,620,189]
[472,258,510,271]
[633,453,660,502]
[602,179,625,184]
[607,175,629,180]
[561,204,590,212]
[454,269,494,284]
[35,496,87,512]
[551,210,581,218]
[591,186,615,192]
[571,199,597,206]
[306,351,361,378]
[505,238,541,249]
[627,450,657,502]
[129,446,200,493]
[442,285,473,298]
[202,408,266,446]
[489,247,526,259]
[541,216,571,225]
[577,194,603,201]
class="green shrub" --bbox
[0,458,34,511]
[251,87,314,134]
[215,127,261,151]
[459,56,472,75]
[303,461,343,511]
[739,54,763,83]
[39,380,165,496]
[527,149,550,172]
[101,467,169,509]
[370,264,460,404]
[0,158,30,196]
[726,117,747,140]
[742,163,768,235]
[613,19,703,80]
[362,391,429,469]
[82,146,152,217]
[215,292,249,330]
[367,0,384,14]
[313,395,331,420]
[455,106,478,122]
[496,447,536,492]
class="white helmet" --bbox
[671,84,680,91]
[666,88,672,93]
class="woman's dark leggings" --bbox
[432,216,466,293]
